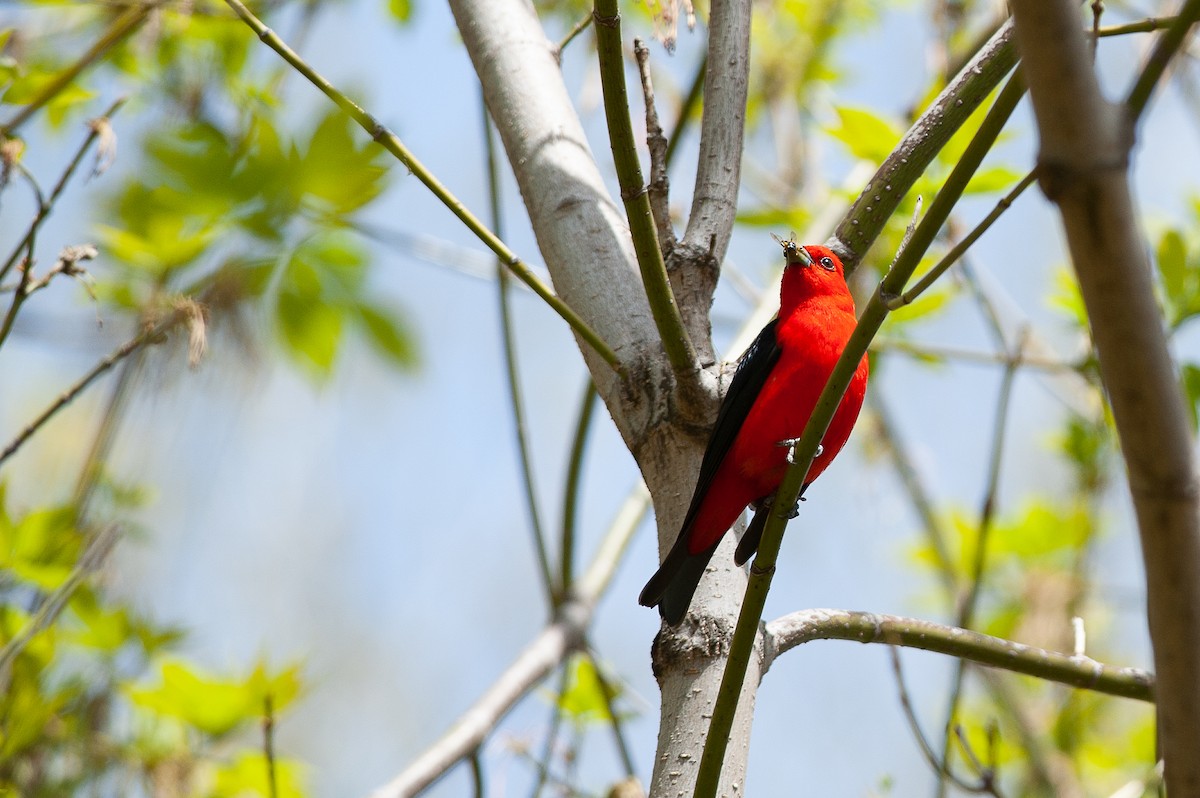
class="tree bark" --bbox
[1010,2,1200,794]
[449,2,758,795]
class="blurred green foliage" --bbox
[0,1,418,795]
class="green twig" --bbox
[887,170,1036,310]
[470,748,485,798]
[483,99,555,606]
[585,647,636,778]
[555,12,593,56]
[0,6,150,135]
[593,0,698,380]
[764,609,1154,703]
[560,381,597,596]
[1126,0,1200,119]
[530,662,569,798]
[693,71,1026,798]
[1098,16,1178,37]
[833,20,1018,274]
[222,0,622,373]
[263,694,279,798]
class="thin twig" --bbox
[222,0,622,372]
[0,307,185,468]
[936,330,1024,798]
[469,749,485,798]
[870,336,1077,372]
[0,98,127,285]
[560,381,597,595]
[555,12,593,58]
[483,97,555,605]
[529,662,569,798]
[1,7,150,135]
[953,724,1004,796]
[889,648,998,795]
[888,169,1035,311]
[263,694,279,798]
[584,647,636,779]
[1126,0,1200,118]
[0,523,119,673]
[369,484,650,798]
[633,39,675,258]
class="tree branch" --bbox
[830,19,1018,275]
[763,609,1154,703]
[223,0,622,373]
[666,0,753,368]
[1010,1,1200,793]
[368,484,650,798]
[693,72,1026,798]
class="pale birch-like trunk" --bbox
[448,1,761,795]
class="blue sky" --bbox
[1,1,1193,795]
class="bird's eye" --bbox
[819,256,836,271]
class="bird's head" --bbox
[775,237,851,308]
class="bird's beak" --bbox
[780,239,813,268]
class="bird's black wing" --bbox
[686,318,782,524]
[638,320,783,623]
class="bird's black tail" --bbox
[638,530,719,626]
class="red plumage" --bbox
[639,241,869,624]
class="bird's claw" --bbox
[777,438,823,465]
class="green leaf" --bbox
[211,750,308,798]
[1156,227,1189,325]
[275,287,344,379]
[555,655,619,726]
[963,165,1023,196]
[0,504,79,590]
[1048,267,1088,330]
[825,105,903,164]
[128,659,301,738]
[886,285,953,328]
[355,302,417,368]
[66,589,134,653]
[298,111,389,217]
[1182,363,1200,432]
[388,0,415,24]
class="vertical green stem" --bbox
[593,0,698,379]
[560,381,598,595]
[693,71,1026,798]
[483,99,556,606]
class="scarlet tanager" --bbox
[639,240,869,625]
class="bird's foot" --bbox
[777,438,823,464]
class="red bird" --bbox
[639,241,869,625]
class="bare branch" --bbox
[764,609,1154,702]
[369,484,650,798]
